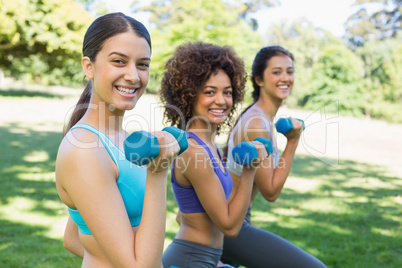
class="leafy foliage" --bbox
[268,18,344,107]
[0,0,93,86]
[304,45,365,117]
[132,0,267,93]
[355,37,402,122]
[268,17,402,122]
[345,0,402,47]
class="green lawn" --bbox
[0,87,401,267]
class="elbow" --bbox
[262,192,279,202]
[63,239,71,252]
[223,229,239,238]
[221,225,241,238]
[63,238,84,258]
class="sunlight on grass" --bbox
[47,216,68,239]
[331,190,354,197]
[0,242,12,251]
[299,198,351,214]
[317,222,353,235]
[272,207,301,216]
[353,196,370,203]
[250,210,278,223]
[8,127,29,134]
[11,141,22,147]
[395,195,402,205]
[1,197,64,226]
[371,227,395,237]
[18,171,55,181]
[4,165,42,174]
[343,177,398,190]
[286,177,322,192]
[23,150,49,162]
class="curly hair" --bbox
[159,42,247,132]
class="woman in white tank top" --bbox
[221,46,327,268]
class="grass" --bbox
[0,86,401,267]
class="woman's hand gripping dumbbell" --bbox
[275,117,305,139]
[123,126,189,171]
[232,137,273,167]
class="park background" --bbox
[0,0,401,267]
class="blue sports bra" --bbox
[67,123,147,235]
[171,132,233,213]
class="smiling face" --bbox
[256,55,294,101]
[82,30,151,114]
[192,69,233,128]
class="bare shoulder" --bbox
[175,137,211,177]
[57,128,111,169]
[235,115,271,142]
[56,129,117,204]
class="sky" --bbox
[104,0,360,37]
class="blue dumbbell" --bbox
[232,137,273,166]
[124,126,188,166]
[275,117,305,135]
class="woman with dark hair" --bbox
[221,46,327,267]
[159,42,268,268]
[55,12,180,267]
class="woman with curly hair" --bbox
[159,42,268,268]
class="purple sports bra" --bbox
[171,132,233,213]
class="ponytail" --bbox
[62,13,151,136]
[63,81,92,136]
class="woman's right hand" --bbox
[147,131,180,173]
[244,140,269,169]
[284,117,303,142]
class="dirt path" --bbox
[1,89,401,177]
[277,106,402,177]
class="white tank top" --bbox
[226,104,280,177]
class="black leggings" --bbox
[163,238,223,268]
[221,209,327,268]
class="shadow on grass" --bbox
[1,123,400,267]
[249,154,402,268]
[0,123,80,267]
[0,123,63,212]
[0,88,65,99]
[0,218,80,268]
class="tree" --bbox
[267,18,344,107]
[74,0,109,15]
[355,37,402,121]
[345,0,402,47]
[131,0,271,93]
[237,0,279,30]
[303,45,365,117]
[0,0,93,86]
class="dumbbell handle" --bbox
[124,126,188,166]
[275,118,305,135]
[232,137,273,166]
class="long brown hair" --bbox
[63,12,151,135]
[224,46,294,157]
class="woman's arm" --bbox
[180,143,264,237]
[57,130,178,267]
[63,216,84,258]
[250,118,303,202]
